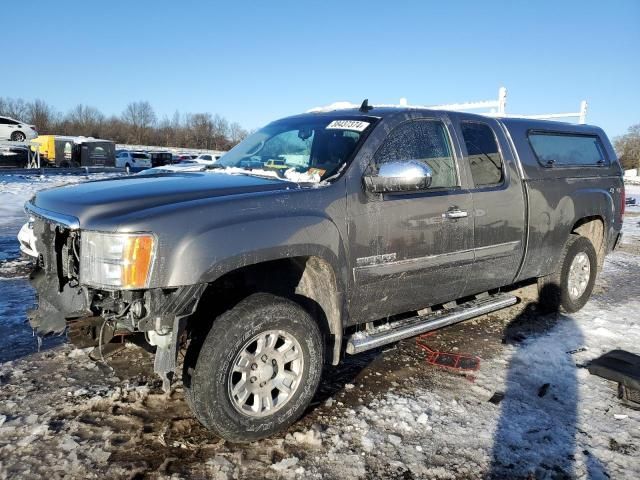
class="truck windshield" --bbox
[218,117,375,182]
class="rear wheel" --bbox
[10,131,26,142]
[185,293,323,442]
[538,235,598,313]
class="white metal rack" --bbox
[310,87,588,124]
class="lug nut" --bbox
[261,354,268,362]
[251,363,257,370]
[272,359,277,365]
[250,376,257,383]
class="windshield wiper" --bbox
[217,166,289,182]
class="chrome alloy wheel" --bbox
[567,252,591,300]
[228,330,304,417]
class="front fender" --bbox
[160,214,346,290]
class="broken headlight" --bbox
[80,231,156,289]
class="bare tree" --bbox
[27,99,58,134]
[156,116,173,147]
[614,123,640,171]
[229,122,248,145]
[187,113,215,149]
[211,114,230,150]
[122,101,157,144]
[63,104,104,136]
[101,116,128,144]
[0,97,30,121]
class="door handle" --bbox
[443,208,468,219]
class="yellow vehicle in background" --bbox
[30,135,57,165]
[264,158,289,170]
[30,135,115,167]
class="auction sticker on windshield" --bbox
[326,120,370,132]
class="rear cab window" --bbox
[460,121,504,187]
[528,131,608,167]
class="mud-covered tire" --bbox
[538,234,598,313]
[185,293,323,442]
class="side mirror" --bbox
[364,160,433,194]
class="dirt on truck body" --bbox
[19,103,624,441]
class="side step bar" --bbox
[346,293,518,355]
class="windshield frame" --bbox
[218,114,380,184]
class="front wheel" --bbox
[538,235,598,313]
[185,293,324,442]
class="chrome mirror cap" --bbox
[365,160,433,193]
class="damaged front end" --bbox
[23,204,205,389]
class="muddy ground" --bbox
[0,288,537,479]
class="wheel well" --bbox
[571,216,605,269]
[186,256,343,365]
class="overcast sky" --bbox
[3,0,639,137]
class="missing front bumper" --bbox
[27,268,90,336]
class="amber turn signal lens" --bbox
[122,235,155,289]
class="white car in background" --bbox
[0,116,38,142]
[115,150,152,173]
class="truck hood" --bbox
[29,172,298,229]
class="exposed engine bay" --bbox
[24,216,205,389]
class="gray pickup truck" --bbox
[20,104,624,441]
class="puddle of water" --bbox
[0,235,20,262]
[0,277,65,362]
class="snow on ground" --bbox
[0,174,639,479]
[626,183,640,225]
[623,183,640,246]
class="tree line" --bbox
[3,96,639,165]
[0,97,249,151]
[615,123,640,171]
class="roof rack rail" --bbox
[308,87,588,124]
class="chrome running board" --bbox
[346,293,518,355]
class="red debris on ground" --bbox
[416,332,481,372]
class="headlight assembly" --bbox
[80,231,156,289]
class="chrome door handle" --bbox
[443,208,468,219]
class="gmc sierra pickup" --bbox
[19,104,624,441]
